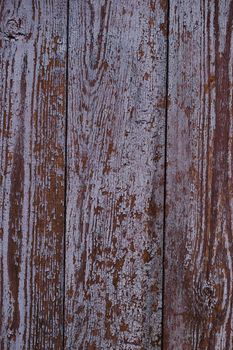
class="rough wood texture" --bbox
[3,0,233,348]
[0,1,66,348]
[164,1,233,349]
[65,1,168,349]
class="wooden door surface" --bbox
[1,1,233,349]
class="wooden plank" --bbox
[66,1,168,349]
[164,1,233,348]
[0,1,67,348]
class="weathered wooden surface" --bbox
[65,1,168,349]
[0,1,66,348]
[164,1,233,349]
[2,0,233,348]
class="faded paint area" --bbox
[2,0,232,349]
[0,1,66,348]
[164,1,233,349]
[65,1,167,349]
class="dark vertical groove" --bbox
[161,0,170,348]
[63,0,70,348]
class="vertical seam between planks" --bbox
[161,0,170,349]
[63,0,70,348]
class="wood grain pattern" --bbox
[3,1,233,348]
[164,1,233,349]
[65,1,168,349]
[0,1,67,348]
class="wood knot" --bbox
[193,281,217,318]
[202,285,215,298]
[4,19,26,41]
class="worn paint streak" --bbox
[0,1,67,348]
[164,1,233,349]
[65,1,167,349]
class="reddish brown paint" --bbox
[0,1,67,348]
[65,1,167,349]
[1,1,233,349]
[164,1,233,349]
